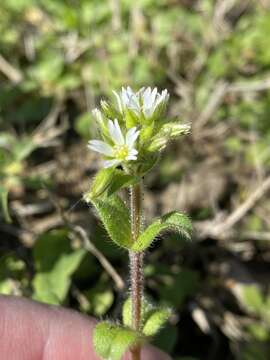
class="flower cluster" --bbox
[113,87,169,119]
[88,87,190,172]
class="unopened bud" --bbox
[162,123,191,137]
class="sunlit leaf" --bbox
[93,322,142,360]
[142,307,172,336]
[91,194,132,249]
[132,211,192,252]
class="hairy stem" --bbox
[129,182,143,360]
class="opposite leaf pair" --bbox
[84,167,192,253]
[94,297,172,360]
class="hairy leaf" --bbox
[93,322,117,359]
[91,194,132,249]
[93,322,141,360]
[84,168,115,200]
[122,296,153,328]
[132,211,192,252]
[122,296,171,337]
[142,307,172,336]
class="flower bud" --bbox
[100,100,121,120]
[162,123,191,137]
[148,122,191,152]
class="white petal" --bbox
[143,87,158,117]
[125,87,140,112]
[149,87,158,106]
[129,148,138,155]
[144,107,154,118]
[153,96,163,110]
[108,119,125,145]
[126,127,140,147]
[155,89,169,110]
[142,87,152,108]
[127,86,135,97]
[112,90,123,113]
[88,140,113,156]
[136,87,145,96]
[127,96,140,113]
[121,87,131,106]
[126,155,137,160]
[103,159,121,168]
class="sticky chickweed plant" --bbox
[85,87,192,360]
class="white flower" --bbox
[113,86,169,118]
[88,119,140,168]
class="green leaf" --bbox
[122,296,153,328]
[93,322,141,360]
[83,285,114,316]
[84,168,138,200]
[122,297,171,336]
[111,329,140,360]
[242,285,265,315]
[93,322,116,359]
[132,211,192,252]
[91,194,132,249]
[74,112,93,139]
[32,229,86,304]
[84,168,115,200]
[0,186,11,222]
[247,323,269,341]
[143,307,172,336]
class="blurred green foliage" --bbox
[32,229,86,304]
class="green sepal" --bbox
[100,100,122,121]
[84,168,138,200]
[139,123,155,144]
[136,152,159,176]
[148,122,191,152]
[125,108,139,128]
[91,194,132,249]
[131,211,192,252]
[142,307,172,336]
[93,321,142,360]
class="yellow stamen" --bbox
[113,145,129,160]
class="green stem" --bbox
[129,182,143,360]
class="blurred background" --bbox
[1,0,270,359]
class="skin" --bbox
[0,296,171,360]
